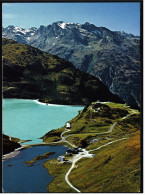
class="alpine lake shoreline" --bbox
[3,99,141,193]
[2,98,84,193]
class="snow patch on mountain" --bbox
[24,29,31,33]
[14,27,26,34]
[58,22,79,29]
[58,22,66,29]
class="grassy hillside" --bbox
[43,102,141,192]
[2,38,122,105]
[69,131,140,192]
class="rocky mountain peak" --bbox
[3,38,123,105]
[2,22,140,107]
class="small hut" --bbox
[66,123,71,129]
[57,156,65,162]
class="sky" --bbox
[2,2,140,35]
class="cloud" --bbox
[3,14,17,19]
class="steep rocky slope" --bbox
[3,134,21,155]
[3,22,141,107]
[2,38,122,105]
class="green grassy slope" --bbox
[2,38,122,105]
[43,102,141,192]
[69,131,140,192]
[42,102,137,145]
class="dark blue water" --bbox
[3,145,67,193]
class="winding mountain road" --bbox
[45,104,138,192]
[65,137,127,193]
[63,107,137,192]
[65,149,93,193]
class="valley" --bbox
[2,21,141,193]
[3,22,140,107]
[2,38,122,105]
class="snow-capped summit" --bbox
[58,22,67,29]
[3,26,37,43]
[2,22,140,107]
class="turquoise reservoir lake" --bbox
[3,99,84,144]
[3,99,84,192]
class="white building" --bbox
[57,156,65,162]
[66,123,71,129]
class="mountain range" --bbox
[2,38,122,105]
[2,21,141,107]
